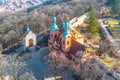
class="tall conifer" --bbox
[88,4,99,35]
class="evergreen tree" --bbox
[88,5,99,35]
[106,0,120,17]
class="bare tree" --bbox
[98,41,111,58]
[0,55,36,80]
[0,0,106,50]
[45,54,74,80]
[46,51,86,80]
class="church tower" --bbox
[61,18,72,53]
[50,14,59,41]
[48,13,59,51]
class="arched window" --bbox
[29,39,33,47]
[55,35,57,38]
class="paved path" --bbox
[98,19,120,56]
[26,47,50,79]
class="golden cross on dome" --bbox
[53,10,56,16]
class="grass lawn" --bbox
[108,27,120,39]
[97,55,116,67]
[97,54,120,74]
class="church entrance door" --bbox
[29,39,33,47]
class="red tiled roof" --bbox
[0,6,5,8]
[70,40,85,54]
[7,0,18,2]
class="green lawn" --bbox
[108,27,120,39]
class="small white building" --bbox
[23,26,36,47]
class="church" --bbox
[48,15,86,60]
[23,26,36,47]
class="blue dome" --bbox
[63,20,72,29]
[26,26,30,33]
[61,29,71,38]
[61,20,71,38]
[50,16,59,31]
[52,16,56,22]
[51,24,59,31]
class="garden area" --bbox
[103,19,120,39]
[108,27,120,39]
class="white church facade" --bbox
[23,26,36,47]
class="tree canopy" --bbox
[106,0,120,17]
[88,5,99,35]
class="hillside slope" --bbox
[0,0,106,50]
